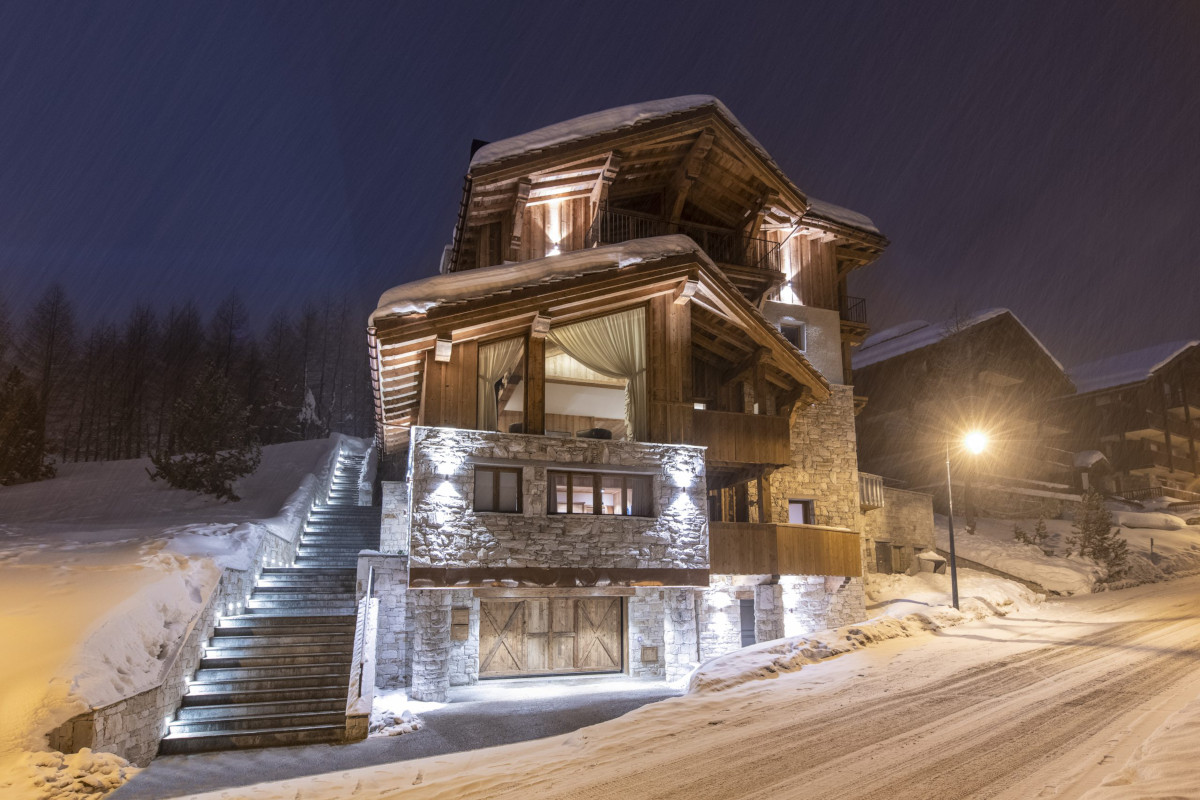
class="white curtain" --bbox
[477,336,525,431]
[548,307,647,441]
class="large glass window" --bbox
[548,471,653,516]
[474,467,522,513]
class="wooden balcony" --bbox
[692,409,791,465]
[709,521,862,577]
[858,472,885,511]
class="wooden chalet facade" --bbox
[366,96,907,699]
[1055,341,1200,498]
[853,309,1076,513]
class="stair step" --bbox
[194,661,354,681]
[176,697,344,721]
[170,709,347,735]
[200,650,353,669]
[158,723,345,754]
[207,630,352,646]
[187,672,351,695]
[205,641,354,658]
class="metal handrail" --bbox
[839,295,868,325]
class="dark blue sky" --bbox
[1,1,1197,366]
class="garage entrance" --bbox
[479,596,624,678]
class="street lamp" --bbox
[946,430,987,610]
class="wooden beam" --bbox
[524,333,545,436]
[665,129,715,224]
[672,278,700,306]
[589,152,622,211]
[507,178,531,260]
[757,469,774,523]
[721,346,770,385]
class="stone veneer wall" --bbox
[447,589,480,686]
[859,486,936,573]
[47,529,298,766]
[697,576,743,662]
[409,589,452,701]
[663,588,699,682]
[380,480,410,554]
[407,427,708,577]
[780,575,866,636]
[769,385,862,531]
[359,554,409,689]
[754,583,784,643]
[628,589,666,678]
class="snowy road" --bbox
[183,577,1200,800]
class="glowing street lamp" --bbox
[946,430,988,610]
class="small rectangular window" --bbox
[788,499,814,525]
[780,323,806,351]
[474,467,522,513]
[548,470,652,516]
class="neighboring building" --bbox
[365,96,930,701]
[852,309,1076,516]
[1056,341,1200,497]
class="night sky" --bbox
[1,1,1197,367]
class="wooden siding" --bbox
[693,409,790,465]
[646,293,693,443]
[709,521,862,577]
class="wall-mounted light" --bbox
[435,337,453,363]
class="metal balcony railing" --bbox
[839,295,868,326]
[586,204,783,272]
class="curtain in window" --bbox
[548,307,647,440]
[477,337,525,431]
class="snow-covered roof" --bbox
[371,236,712,324]
[469,95,781,175]
[1068,340,1200,395]
[854,308,1064,373]
[805,197,881,236]
[1074,450,1108,469]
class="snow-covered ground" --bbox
[168,574,1200,800]
[935,502,1200,594]
[0,437,348,798]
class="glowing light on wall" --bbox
[547,200,563,255]
[670,468,694,488]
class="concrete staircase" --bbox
[159,450,379,754]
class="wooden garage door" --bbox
[479,597,623,678]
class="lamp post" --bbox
[946,431,987,610]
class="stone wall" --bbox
[754,583,784,643]
[780,575,865,636]
[761,301,844,385]
[697,576,743,662]
[358,554,409,689]
[409,589,452,702]
[769,385,862,533]
[380,480,410,554]
[407,427,708,579]
[628,589,666,678]
[663,588,699,682]
[447,589,480,686]
[860,486,936,573]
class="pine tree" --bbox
[1012,523,1030,544]
[148,362,261,501]
[1068,489,1128,581]
[0,367,55,484]
[1032,515,1049,547]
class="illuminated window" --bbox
[474,467,522,513]
[548,471,652,516]
[787,499,815,525]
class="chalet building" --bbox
[1055,341,1200,498]
[365,96,930,701]
[853,309,1076,518]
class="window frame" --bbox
[779,322,806,352]
[547,470,654,517]
[787,498,815,525]
[473,466,523,513]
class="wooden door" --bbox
[479,597,623,677]
[480,600,527,676]
[574,597,623,672]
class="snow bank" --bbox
[1115,510,1189,530]
[935,515,1101,594]
[0,748,140,800]
[370,235,711,321]
[688,569,1040,694]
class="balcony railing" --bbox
[586,205,783,272]
[858,472,885,511]
[692,409,791,465]
[1113,441,1198,475]
[709,522,862,577]
[839,295,868,326]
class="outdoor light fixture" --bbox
[945,430,989,610]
